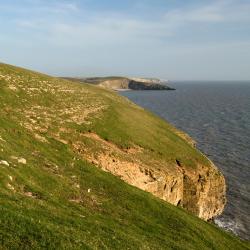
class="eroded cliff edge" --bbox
[73,132,226,221]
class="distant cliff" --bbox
[63,76,175,90]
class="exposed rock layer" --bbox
[73,132,226,221]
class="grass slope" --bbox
[0,63,249,249]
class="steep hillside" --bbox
[0,63,249,249]
[63,76,175,90]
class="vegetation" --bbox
[63,76,127,84]
[0,63,249,249]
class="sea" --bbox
[120,81,250,241]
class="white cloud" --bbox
[164,6,224,23]
[48,2,79,13]
[2,0,250,79]
[0,1,79,14]
[14,0,250,45]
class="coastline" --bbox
[119,83,250,241]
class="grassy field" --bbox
[0,63,249,249]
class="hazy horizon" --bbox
[1,0,250,81]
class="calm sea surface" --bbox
[120,82,250,240]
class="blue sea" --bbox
[121,81,250,240]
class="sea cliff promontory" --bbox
[63,76,175,90]
[0,63,248,249]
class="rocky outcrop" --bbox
[128,80,173,90]
[176,159,226,220]
[72,132,226,221]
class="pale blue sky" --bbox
[1,0,250,80]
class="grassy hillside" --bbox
[0,63,249,249]
[63,76,127,84]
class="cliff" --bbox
[76,133,226,221]
[63,76,175,90]
[0,63,248,249]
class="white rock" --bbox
[0,136,6,142]
[7,183,15,190]
[88,188,91,193]
[18,158,27,164]
[8,85,17,91]
[8,175,13,181]
[0,160,9,166]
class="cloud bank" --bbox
[0,0,250,80]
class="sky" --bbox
[0,0,250,80]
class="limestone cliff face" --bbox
[99,79,130,89]
[62,77,175,90]
[99,78,174,90]
[73,133,226,221]
[177,160,226,220]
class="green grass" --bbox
[62,76,128,85]
[0,63,249,249]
